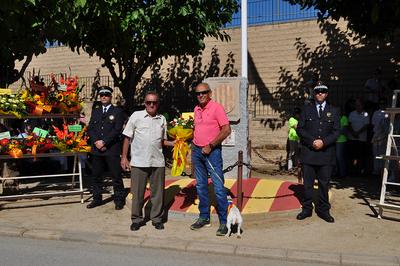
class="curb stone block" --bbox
[341,254,399,266]
[235,246,287,260]
[287,250,340,265]
[186,242,236,255]
[0,226,26,237]
[60,231,101,243]
[98,235,144,247]
[141,238,189,251]
[22,229,62,240]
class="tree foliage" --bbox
[59,0,238,109]
[0,1,72,87]
[287,0,400,40]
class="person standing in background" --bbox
[335,107,349,179]
[296,83,340,223]
[87,86,126,210]
[287,107,301,171]
[348,98,370,176]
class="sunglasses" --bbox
[99,93,111,97]
[195,90,210,96]
[314,89,328,94]
[145,100,158,105]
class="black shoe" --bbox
[153,222,164,230]
[216,224,228,236]
[296,210,312,220]
[86,201,102,209]
[190,218,211,230]
[316,212,335,223]
[130,223,141,231]
[115,203,124,210]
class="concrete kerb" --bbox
[0,225,399,266]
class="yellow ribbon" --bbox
[168,127,193,177]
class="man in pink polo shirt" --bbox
[190,82,231,236]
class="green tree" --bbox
[287,0,400,40]
[0,0,77,88]
[61,0,238,109]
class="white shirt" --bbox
[315,101,326,113]
[122,110,167,167]
[102,104,111,113]
[348,110,370,142]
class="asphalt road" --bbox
[0,236,325,266]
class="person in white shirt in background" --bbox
[348,98,370,176]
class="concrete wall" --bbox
[15,19,400,149]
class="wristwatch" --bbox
[209,143,214,149]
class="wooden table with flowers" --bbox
[0,74,90,203]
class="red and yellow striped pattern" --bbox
[131,178,303,214]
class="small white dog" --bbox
[226,196,243,238]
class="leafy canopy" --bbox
[0,0,76,87]
[286,0,400,40]
[60,0,238,107]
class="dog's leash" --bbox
[205,157,225,185]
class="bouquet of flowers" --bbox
[167,114,194,176]
[50,74,83,114]
[0,94,27,118]
[52,124,91,152]
[1,139,24,158]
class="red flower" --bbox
[0,138,9,146]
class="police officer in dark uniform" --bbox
[296,83,340,223]
[87,86,126,210]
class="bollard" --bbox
[237,150,243,211]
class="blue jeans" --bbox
[192,145,228,224]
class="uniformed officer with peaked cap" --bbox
[296,82,340,223]
[87,86,126,210]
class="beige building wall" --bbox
[15,19,400,148]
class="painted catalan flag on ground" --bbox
[129,178,306,214]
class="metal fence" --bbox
[226,0,318,28]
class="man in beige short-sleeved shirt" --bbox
[121,91,174,231]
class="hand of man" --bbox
[312,139,324,150]
[121,157,131,171]
[95,140,105,150]
[202,144,212,155]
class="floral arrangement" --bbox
[0,136,53,158]
[0,94,27,118]
[168,116,194,130]
[0,72,84,117]
[167,114,194,176]
[0,124,90,157]
[52,124,91,152]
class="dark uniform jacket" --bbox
[297,101,340,165]
[88,105,126,156]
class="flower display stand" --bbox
[0,114,86,203]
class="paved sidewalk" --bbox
[0,174,399,265]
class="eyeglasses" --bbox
[314,89,328,94]
[195,90,210,96]
[145,101,158,106]
[99,93,111,97]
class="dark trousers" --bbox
[91,155,125,203]
[348,140,368,175]
[302,164,333,214]
[131,167,165,224]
